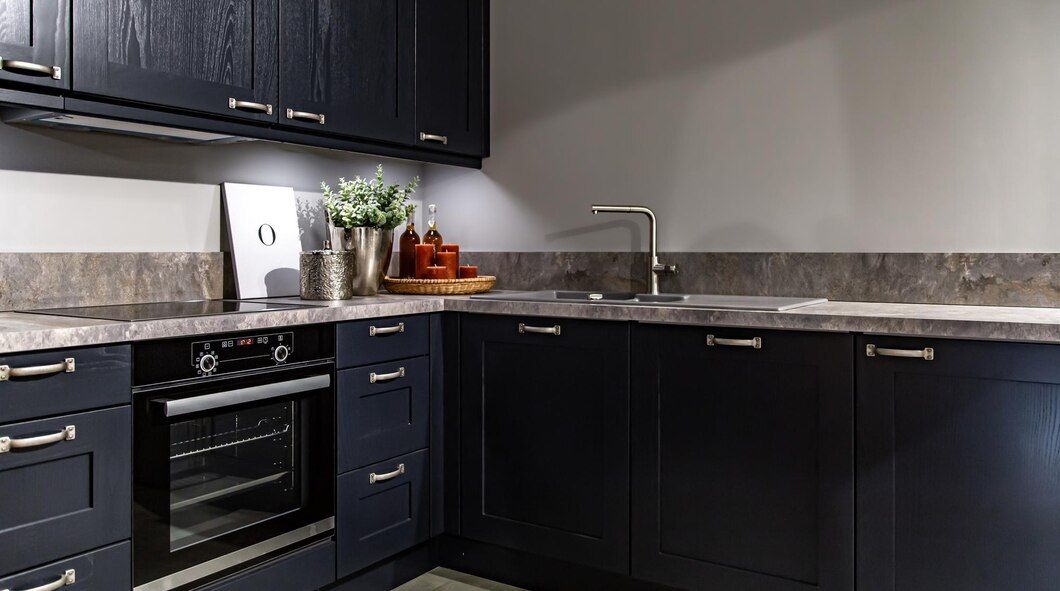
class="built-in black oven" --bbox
[132,324,335,591]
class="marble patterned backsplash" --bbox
[459,252,1060,308]
[0,253,223,311]
[0,251,1056,311]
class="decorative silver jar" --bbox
[300,250,357,300]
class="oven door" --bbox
[133,362,335,591]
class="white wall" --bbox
[0,123,425,252]
[427,0,1060,253]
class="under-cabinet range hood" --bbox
[0,107,253,144]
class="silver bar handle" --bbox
[369,463,405,484]
[286,108,325,124]
[518,323,561,336]
[419,132,448,145]
[161,374,331,417]
[369,323,405,337]
[0,426,76,454]
[866,344,934,361]
[2,569,76,591]
[0,57,62,80]
[0,357,75,381]
[229,98,273,115]
[707,335,762,349]
[370,367,405,384]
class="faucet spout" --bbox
[590,204,676,295]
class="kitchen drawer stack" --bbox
[0,345,133,590]
[334,315,432,578]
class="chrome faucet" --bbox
[591,205,678,295]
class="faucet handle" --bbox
[653,263,679,275]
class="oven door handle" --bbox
[157,374,331,418]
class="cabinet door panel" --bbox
[280,0,414,143]
[460,315,629,574]
[632,325,854,591]
[73,0,278,121]
[0,0,68,89]
[415,0,485,156]
[858,336,1060,591]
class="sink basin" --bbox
[471,291,826,312]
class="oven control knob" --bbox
[273,345,289,364]
[198,354,218,374]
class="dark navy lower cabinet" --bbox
[0,406,131,577]
[0,541,129,591]
[337,356,430,473]
[337,449,430,578]
[857,336,1060,591]
[459,315,631,575]
[0,344,131,423]
[631,325,854,591]
[199,540,336,591]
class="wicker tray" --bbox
[383,275,496,295]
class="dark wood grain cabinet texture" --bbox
[458,314,631,574]
[632,325,854,591]
[0,0,489,165]
[0,0,68,89]
[857,336,1060,591]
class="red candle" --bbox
[436,251,459,279]
[458,265,478,279]
[425,265,448,280]
[439,243,460,256]
[415,243,435,279]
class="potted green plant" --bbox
[322,164,419,295]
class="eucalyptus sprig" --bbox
[321,164,419,231]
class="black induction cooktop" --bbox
[23,299,316,322]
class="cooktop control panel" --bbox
[192,331,294,376]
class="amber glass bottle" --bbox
[423,204,443,250]
[398,218,421,278]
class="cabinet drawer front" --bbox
[0,407,131,576]
[199,540,335,591]
[0,541,129,590]
[336,315,429,369]
[0,345,130,423]
[337,449,429,577]
[338,357,429,473]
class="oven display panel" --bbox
[192,331,294,370]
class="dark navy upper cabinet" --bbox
[73,0,279,122]
[632,325,854,591]
[279,0,415,144]
[857,336,1060,591]
[415,0,487,156]
[459,315,630,574]
[0,0,69,90]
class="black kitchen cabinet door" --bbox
[279,0,414,143]
[415,0,486,156]
[632,325,854,591]
[857,336,1060,591]
[73,0,278,122]
[460,315,629,574]
[0,0,68,89]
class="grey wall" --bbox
[0,122,425,252]
[426,0,1060,253]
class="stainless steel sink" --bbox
[471,291,826,312]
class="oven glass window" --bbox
[168,400,300,551]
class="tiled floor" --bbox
[393,567,526,591]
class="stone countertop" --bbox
[2,294,1060,354]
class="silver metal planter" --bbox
[342,226,393,296]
